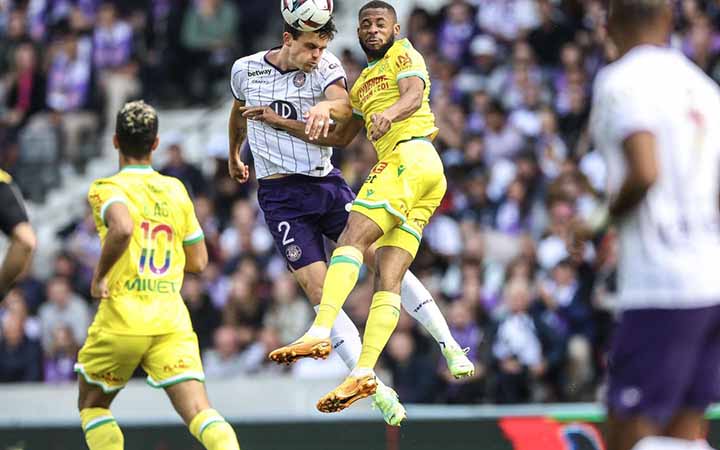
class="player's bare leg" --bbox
[269,212,382,364]
[77,377,123,450]
[606,415,660,450]
[317,246,410,420]
[165,380,240,450]
[664,409,705,441]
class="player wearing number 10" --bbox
[75,101,241,450]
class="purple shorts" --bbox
[607,303,720,426]
[257,169,354,270]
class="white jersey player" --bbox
[575,1,720,450]
[226,18,474,427]
[230,45,345,178]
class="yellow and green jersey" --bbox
[350,38,438,161]
[0,169,12,184]
[87,165,204,335]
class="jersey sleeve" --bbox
[597,74,659,146]
[350,84,363,120]
[392,42,429,85]
[320,52,347,92]
[88,180,127,227]
[176,182,204,246]
[230,58,246,102]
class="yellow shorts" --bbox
[74,328,205,393]
[351,138,447,258]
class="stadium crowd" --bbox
[0,0,717,404]
[0,0,270,201]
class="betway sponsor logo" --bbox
[248,69,272,77]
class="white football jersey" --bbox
[591,45,720,310]
[230,49,346,178]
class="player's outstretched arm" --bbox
[303,81,354,140]
[91,203,133,298]
[228,99,250,183]
[240,106,364,148]
[369,76,424,141]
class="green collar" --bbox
[120,165,154,174]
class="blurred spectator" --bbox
[180,0,239,102]
[223,272,264,329]
[491,280,564,403]
[437,301,486,403]
[43,324,78,383]
[437,1,476,65]
[2,43,46,132]
[1,288,41,340]
[494,179,531,235]
[475,0,539,43]
[0,311,42,382]
[203,325,244,379]
[483,100,524,166]
[183,273,220,351]
[527,0,575,67]
[93,2,140,131]
[159,136,206,197]
[263,273,312,344]
[536,259,594,399]
[0,10,31,74]
[219,200,274,262]
[383,331,437,403]
[46,30,98,171]
[456,35,498,95]
[38,276,90,351]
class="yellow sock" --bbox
[189,409,240,450]
[357,291,401,369]
[313,246,364,329]
[80,408,123,450]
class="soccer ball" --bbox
[281,0,333,32]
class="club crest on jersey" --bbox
[293,72,306,88]
[286,244,303,262]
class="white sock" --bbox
[400,271,459,349]
[312,306,388,391]
[631,436,697,450]
[350,367,375,378]
[314,306,361,369]
[306,325,331,339]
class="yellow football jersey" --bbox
[350,38,438,160]
[87,165,204,335]
[0,169,12,184]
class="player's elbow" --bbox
[12,223,36,255]
[184,244,209,273]
[185,254,208,274]
[635,165,658,191]
[110,219,134,242]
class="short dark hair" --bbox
[359,1,397,21]
[115,100,158,158]
[609,0,669,27]
[284,17,337,41]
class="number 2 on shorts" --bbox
[278,221,295,245]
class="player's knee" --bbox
[12,223,36,254]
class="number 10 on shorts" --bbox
[139,221,173,275]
